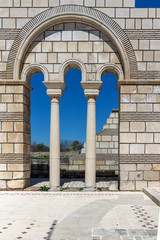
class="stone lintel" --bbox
[117,79,160,90]
[0,80,32,91]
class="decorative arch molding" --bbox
[6,5,137,81]
[97,63,124,81]
[59,59,87,82]
[21,64,49,82]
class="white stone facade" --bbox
[0,0,160,190]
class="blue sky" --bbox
[30,0,160,146]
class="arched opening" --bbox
[60,68,86,187]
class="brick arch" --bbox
[6,5,137,80]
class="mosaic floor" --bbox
[0,191,159,240]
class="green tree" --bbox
[70,140,83,151]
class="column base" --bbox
[49,186,61,192]
[83,186,96,192]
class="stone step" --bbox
[143,187,160,206]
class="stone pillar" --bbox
[85,96,96,188]
[50,97,60,190]
[81,81,102,190]
[43,82,66,191]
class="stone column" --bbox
[85,96,96,188]
[81,81,102,190]
[43,82,66,191]
[49,97,60,190]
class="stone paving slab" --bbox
[143,187,160,207]
[0,191,159,240]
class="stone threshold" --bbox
[143,187,160,206]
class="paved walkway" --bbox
[0,191,159,240]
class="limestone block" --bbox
[137,104,152,112]
[130,144,144,154]
[68,42,77,52]
[120,181,135,191]
[155,52,160,61]
[24,53,35,64]
[61,0,83,5]
[28,8,47,18]
[144,171,159,181]
[13,171,30,180]
[8,133,23,143]
[109,182,118,191]
[130,40,138,49]
[137,164,152,171]
[48,53,57,63]
[147,94,160,103]
[120,133,136,143]
[119,144,129,154]
[33,0,48,7]
[154,104,160,112]
[137,62,147,71]
[102,136,111,142]
[3,19,16,29]
[6,86,23,94]
[90,31,100,41]
[0,133,7,143]
[53,42,67,52]
[98,53,109,63]
[8,164,30,171]
[73,53,87,63]
[147,62,160,71]
[0,63,7,71]
[136,181,147,191]
[137,133,153,144]
[96,0,105,7]
[93,42,103,52]
[2,94,13,103]
[10,8,27,17]
[0,104,6,113]
[113,136,118,141]
[2,51,9,62]
[153,86,160,93]
[131,9,147,18]
[0,180,7,189]
[8,103,23,113]
[0,172,12,180]
[2,122,13,132]
[143,51,154,61]
[49,0,60,7]
[124,0,135,7]
[149,8,156,18]
[42,42,52,52]
[0,8,9,17]
[8,180,28,189]
[130,122,145,132]
[146,144,160,154]
[69,165,78,170]
[148,181,160,187]
[78,42,92,52]
[45,31,61,41]
[142,19,152,29]
[120,122,129,132]
[88,53,97,63]
[61,31,72,41]
[73,31,88,41]
[154,133,160,143]
[21,0,32,7]
[153,164,160,170]
[139,40,149,50]
[150,40,160,50]
[58,53,72,63]
[121,86,137,94]
[121,104,136,112]
[126,19,135,29]
[106,0,122,7]
[120,164,136,171]
[129,171,143,181]
[100,142,109,148]
[85,0,96,7]
[131,94,146,103]
[14,122,23,132]
[110,53,120,63]
[36,53,47,63]
[146,122,160,132]
[135,51,142,61]
[120,171,128,181]
[116,8,129,18]
[137,86,152,94]
[0,86,5,93]
[0,164,6,171]
[2,143,13,153]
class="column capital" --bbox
[43,81,66,98]
[81,81,102,98]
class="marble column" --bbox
[43,82,66,191]
[81,81,102,190]
[50,97,60,190]
[85,97,96,189]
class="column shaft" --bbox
[85,97,96,188]
[50,98,60,189]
